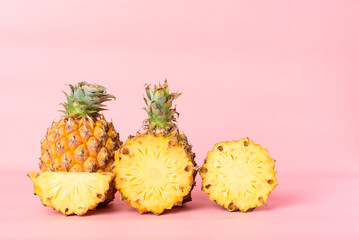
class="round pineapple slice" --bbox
[200,138,277,212]
[113,134,196,214]
[28,172,115,215]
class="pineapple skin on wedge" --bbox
[200,138,277,212]
[28,172,115,216]
[113,134,196,215]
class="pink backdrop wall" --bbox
[1,1,359,239]
[1,1,358,177]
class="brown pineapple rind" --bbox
[175,132,197,204]
[97,176,116,207]
[40,116,121,172]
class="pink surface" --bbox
[0,0,358,239]
[1,172,359,240]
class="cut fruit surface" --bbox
[200,138,277,212]
[28,172,115,215]
[114,134,196,214]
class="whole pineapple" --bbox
[113,80,197,214]
[39,82,121,172]
[200,138,277,212]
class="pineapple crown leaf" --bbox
[61,81,115,118]
[143,80,181,130]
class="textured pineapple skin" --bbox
[200,138,277,212]
[113,133,197,215]
[28,172,115,216]
[40,116,121,172]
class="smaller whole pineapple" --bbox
[39,82,121,172]
[113,80,197,214]
[200,138,277,212]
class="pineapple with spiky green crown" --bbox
[29,82,121,215]
[113,80,197,214]
[39,82,121,172]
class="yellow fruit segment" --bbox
[114,134,196,214]
[28,172,115,215]
[200,138,277,212]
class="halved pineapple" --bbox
[200,138,277,212]
[28,172,115,215]
[114,134,196,214]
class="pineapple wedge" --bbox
[28,172,115,215]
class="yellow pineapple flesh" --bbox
[114,134,196,214]
[28,172,115,215]
[200,138,277,212]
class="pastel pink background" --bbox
[0,1,358,239]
